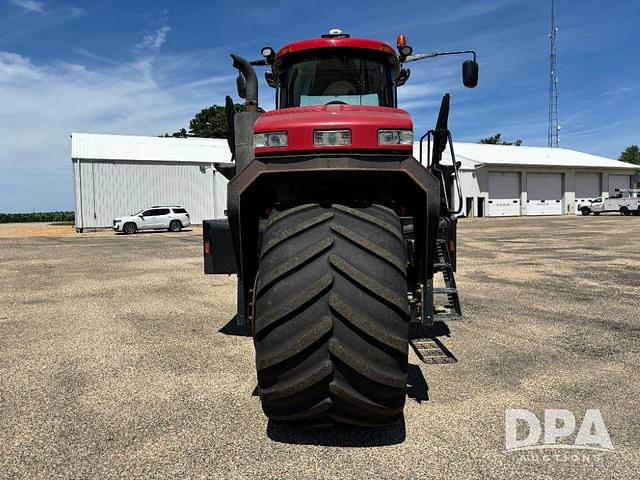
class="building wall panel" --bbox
[74,160,227,228]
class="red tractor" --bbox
[204,29,478,427]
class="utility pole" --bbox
[548,0,560,147]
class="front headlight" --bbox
[378,129,413,145]
[313,130,351,146]
[254,131,288,147]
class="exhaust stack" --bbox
[229,54,261,172]
[230,54,258,112]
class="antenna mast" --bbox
[548,0,560,147]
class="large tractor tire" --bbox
[253,204,409,426]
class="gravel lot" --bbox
[0,223,77,238]
[1,217,639,479]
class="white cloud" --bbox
[563,121,623,138]
[422,0,525,24]
[0,46,232,210]
[0,51,230,158]
[0,52,42,81]
[63,5,86,18]
[602,86,636,97]
[8,0,86,17]
[8,0,45,13]
[138,26,171,51]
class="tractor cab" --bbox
[249,35,412,155]
[271,38,400,109]
[230,30,477,157]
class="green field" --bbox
[0,212,75,223]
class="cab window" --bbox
[278,50,396,108]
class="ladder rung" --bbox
[433,287,457,294]
[434,262,451,270]
[420,357,457,364]
[434,313,463,321]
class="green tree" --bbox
[619,145,640,165]
[160,104,244,139]
[478,133,523,146]
[188,104,243,138]
[160,128,187,138]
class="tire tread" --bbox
[254,203,408,426]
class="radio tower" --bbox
[548,0,560,147]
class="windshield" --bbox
[278,51,396,108]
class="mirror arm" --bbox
[404,50,477,63]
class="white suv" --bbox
[113,206,191,234]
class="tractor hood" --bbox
[253,104,413,155]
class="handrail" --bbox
[417,128,463,215]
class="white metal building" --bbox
[72,134,639,228]
[420,143,640,217]
[71,133,230,230]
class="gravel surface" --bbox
[0,216,638,479]
[0,223,77,238]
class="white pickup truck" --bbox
[578,189,640,216]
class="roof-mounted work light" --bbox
[260,46,275,65]
[397,34,413,59]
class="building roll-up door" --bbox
[608,174,630,195]
[527,173,563,215]
[575,172,601,203]
[488,172,521,216]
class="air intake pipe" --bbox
[229,54,261,172]
[230,54,258,112]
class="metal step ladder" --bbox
[411,336,458,364]
[409,321,458,365]
[410,239,462,363]
[430,237,462,322]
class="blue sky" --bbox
[0,0,638,212]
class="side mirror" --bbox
[236,73,247,99]
[265,71,276,88]
[138,214,144,218]
[462,60,479,88]
[396,68,411,87]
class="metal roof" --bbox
[71,132,231,163]
[72,133,637,172]
[414,142,638,171]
